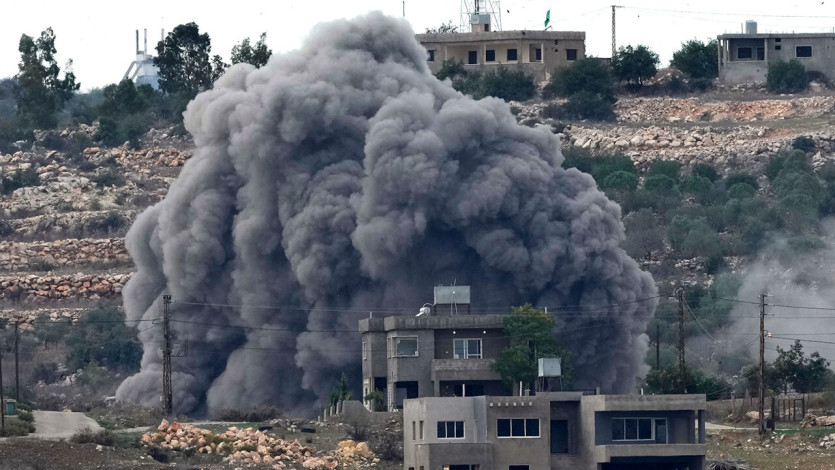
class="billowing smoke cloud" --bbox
[116,12,656,415]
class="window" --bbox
[428,49,435,62]
[420,420,424,439]
[486,49,496,62]
[437,421,464,438]
[362,341,367,360]
[611,418,667,442]
[497,418,540,438]
[535,48,542,61]
[509,466,530,470]
[776,45,782,51]
[468,50,478,64]
[797,46,813,58]
[775,38,782,42]
[395,337,418,357]
[454,339,482,359]
[507,49,518,61]
[550,420,568,453]
[757,47,765,60]
[566,49,578,61]
[737,47,753,59]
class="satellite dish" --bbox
[417,306,431,317]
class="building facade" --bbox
[403,393,707,470]
[718,32,835,84]
[415,30,586,82]
[359,313,510,411]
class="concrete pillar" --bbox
[433,380,440,397]
[698,410,706,444]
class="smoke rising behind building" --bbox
[115,12,657,415]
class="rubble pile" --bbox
[142,421,378,469]
[0,272,131,302]
[801,413,835,428]
[820,433,835,449]
[0,238,127,271]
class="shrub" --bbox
[644,174,676,192]
[670,39,719,79]
[725,172,759,189]
[477,67,536,102]
[66,305,142,373]
[215,404,282,422]
[1,167,39,195]
[727,182,756,199]
[0,418,35,436]
[612,45,660,86]
[91,168,126,188]
[17,410,34,423]
[364,389,386,412]
[70,428,117,446]
[679,175,712,195]
[436,59,466,81]
[792,135,816,152]
[559,91,616,121]
[544,58,616,121]
[767,59,809,94]
[602,171,639,192]
[148,445,172,463]
[646,160,681,182]
[691,162,718,182]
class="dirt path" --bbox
[30,410,103,439]
[706,422,757,431]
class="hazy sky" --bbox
[3,1,835,89]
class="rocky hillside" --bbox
[2,92,835,326]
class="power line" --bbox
[626,6,835,19]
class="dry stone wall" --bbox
[0,272,131,302]
[0,238,127,271]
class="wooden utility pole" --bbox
[1,343,5,430]
[14,321,19,402]
[759,293,767,435]
[677,289,686,390]
[162,295,173,417]
[656,324,661,369]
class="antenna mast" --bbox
[460,0,502,32]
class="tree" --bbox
[425,21,459,34]
[231,33,272,68]
[66,304,142,373]
[773,340,831,393]
[329,372,352,406]
[14,27,79,129]
[767,59,809,94]
[612,45,660,86]
[671,39,718,79]
[155,22,225,97]
[493,304,563,393]
[543,58,617,121]
[646,159,681,182]
[623,209,663,260]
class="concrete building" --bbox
[359,286,511,411]
[718,21,835,84]
[415,29,585,83]
[403,392,707,470]
[123,29,160,90]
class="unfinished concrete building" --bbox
[718,20,835,84]
[359,286,511,410]
[415,10,585,83]
[403,393,707,470]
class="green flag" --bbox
[544,9,550,28]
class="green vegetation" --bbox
[543,58,616,121]
[773,340,832,394]
[767,59,809,94]
[155,22,227,99]
[329,372,352,406]
[70,428,117,446]
[494,304,565,391]
[670,39,719,80]
[65,304,142,373]
[231,33,272,68]
[436,61,536,102]
[364,388,386,412]
[14,27,79,129]
[612,45,660,86]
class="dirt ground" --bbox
[708,428,835,470]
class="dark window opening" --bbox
[509,466,530,470]
[468,50,478,64]
[550,420,568,453]
[775,38,782,42]
[797,46,812,57]
[737,47,753,59]
[497,419,511,437]
[757,47,765,60]
[437,420,464,439]
[486,50,496,62]
[498,418,539,437]
[428,50,435,62]
[776,45,782,51]
[655,419,668,444]
[535,48,542,61]
[507,49,518,61]
[484,24,490,31]
[566,49,578,61]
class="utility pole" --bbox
[14,321,19,402]
[1,341,5,430]
[677,289,686,390]
[758,293,767,436]
[162,295,173,417]
[656,324,661,369]
[611,5,623,58]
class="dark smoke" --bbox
[115,12,656,415]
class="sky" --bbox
[4,0,835,90]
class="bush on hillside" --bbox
[792,135,816,153]
[544,58,616,121]
[646,160,681,182]
[670,40,719,80]
[612,45,660,86]
[766,59,809,94]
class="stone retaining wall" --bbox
[0,238,128,271]
[0,272,131,302]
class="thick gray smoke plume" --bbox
[116,12,656,415]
